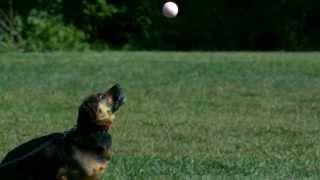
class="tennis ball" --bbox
[162,2,179,18]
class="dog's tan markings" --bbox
[96,99,115,126]
[72,147,109,178]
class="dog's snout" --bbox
[103,84,125,113]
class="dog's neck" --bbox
[64,126,110,151]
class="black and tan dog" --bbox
[0,84,125,180]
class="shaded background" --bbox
[0,0,319,51]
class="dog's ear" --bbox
[77,95,100,127]
[105,84,125,113]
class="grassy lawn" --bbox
[0,52,320,179]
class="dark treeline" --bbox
[0,0,319,51]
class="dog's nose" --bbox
[105,84,125,113]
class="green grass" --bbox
[0,52,320,179]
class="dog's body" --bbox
[0,84,125,180]
[0,130,112,180]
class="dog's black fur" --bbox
[0,84,125,180]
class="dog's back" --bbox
[1,133,63,164]
[0,133,67,180]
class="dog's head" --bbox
[77,84,125,132]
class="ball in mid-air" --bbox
[162,2,179,18]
